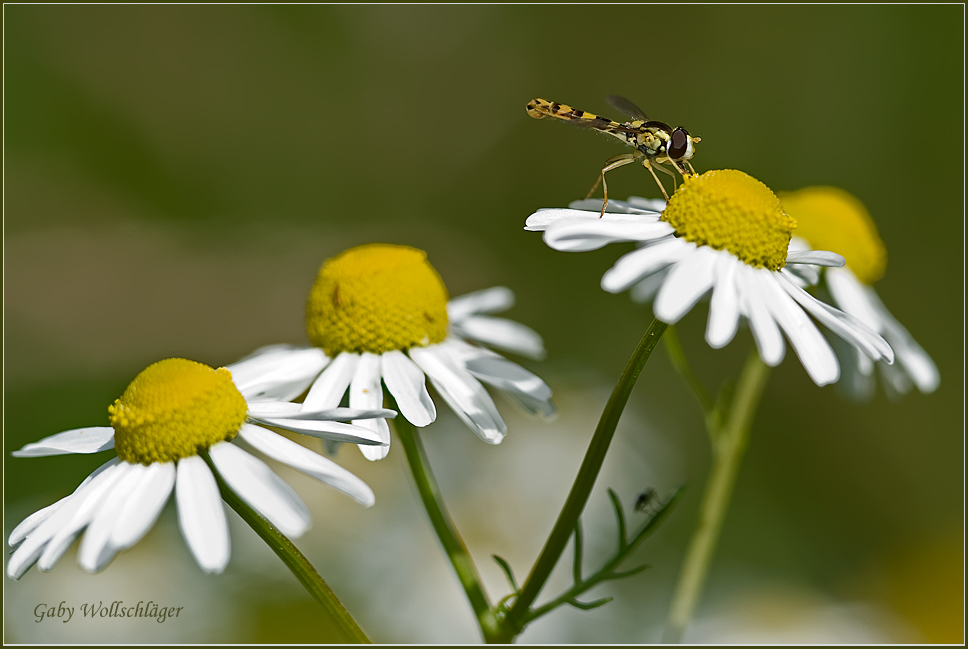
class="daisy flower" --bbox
[232,243,555,461]
[525,169,895,386]
[779,186,939,399]
[8,357,392,579]
[228,244,555,460]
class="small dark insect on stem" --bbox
[634,488,660,515]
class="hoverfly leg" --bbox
[685,161,697,176]
[590,153,639,217]
[652,160,678,193]
[667,160,688,191]
[642,160,671,201]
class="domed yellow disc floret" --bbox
[662,169,796,271]
[779,186,887,285]
[109,358,248,465]
[306,244,450,356]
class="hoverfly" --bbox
[526,96,700,213]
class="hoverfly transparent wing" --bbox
[606,95,651,122]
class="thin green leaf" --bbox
[608,563,651,580]
[567,596,613,611]
[492,554,518,593]
[572,519,584,584]
[607,488,627,551]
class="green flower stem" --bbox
[391,405,498,642]
[503,318,669,637]
[201,451,371,644]
[663,326,714,415]
[662,351,770,643]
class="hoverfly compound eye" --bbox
[668,127,692,160]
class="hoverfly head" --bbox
[668,127,696,161]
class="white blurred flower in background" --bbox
[779,186,939,400]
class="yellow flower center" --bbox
[778,186,887,285]
[109,358,248,465]
[661,169,796,271]
[306,244,450,356]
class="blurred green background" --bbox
[4,5,963,643]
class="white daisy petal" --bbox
[10,458,118,548]
[350,352,390,461]
[525,208,605,230]
[834,341,877,402]
[209,442,311,538]
[755,269,840,386]
[246,401,304,418]
[602,238,688,294]
[738,265,785,366]
[543,217,675,252]
[446,340,552,397]
[410,345,507,444]
[381,350,436,427]
[13,427,115,457]
[175,455,230,575]
[629,266,671,304]
[8,459,121,578]
[302,351,359,411]
[9,517,63,579]
[864,287,940,393]
[858,347,876,377]
[654,245,719,324]
[528,208,660,230]
[229,343,312,366]
[706,253,742,349]
[227,345,329,402]
[888,332,939,393]
[447,287,515,321]
[826,267,881,330]
[625,196,668,212]
[785,250,846,267]
[778,270,894,364]
[285,408,397,421]
[79,463,148,573]
[783,262,820,287]
[239,424,375,507]
[286,407,396,421]
[9,528,55,578]
[248,401,395,421]
[37,460,128,572]
[9,499,70,548]
[252,417,388,445]
[111,461,176,550]
[787,236,810,254]
[451,315,546,360]
[458,348,556,418]
[568,197,662,214]
[821,263,936,396]
[878,362,911,398]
